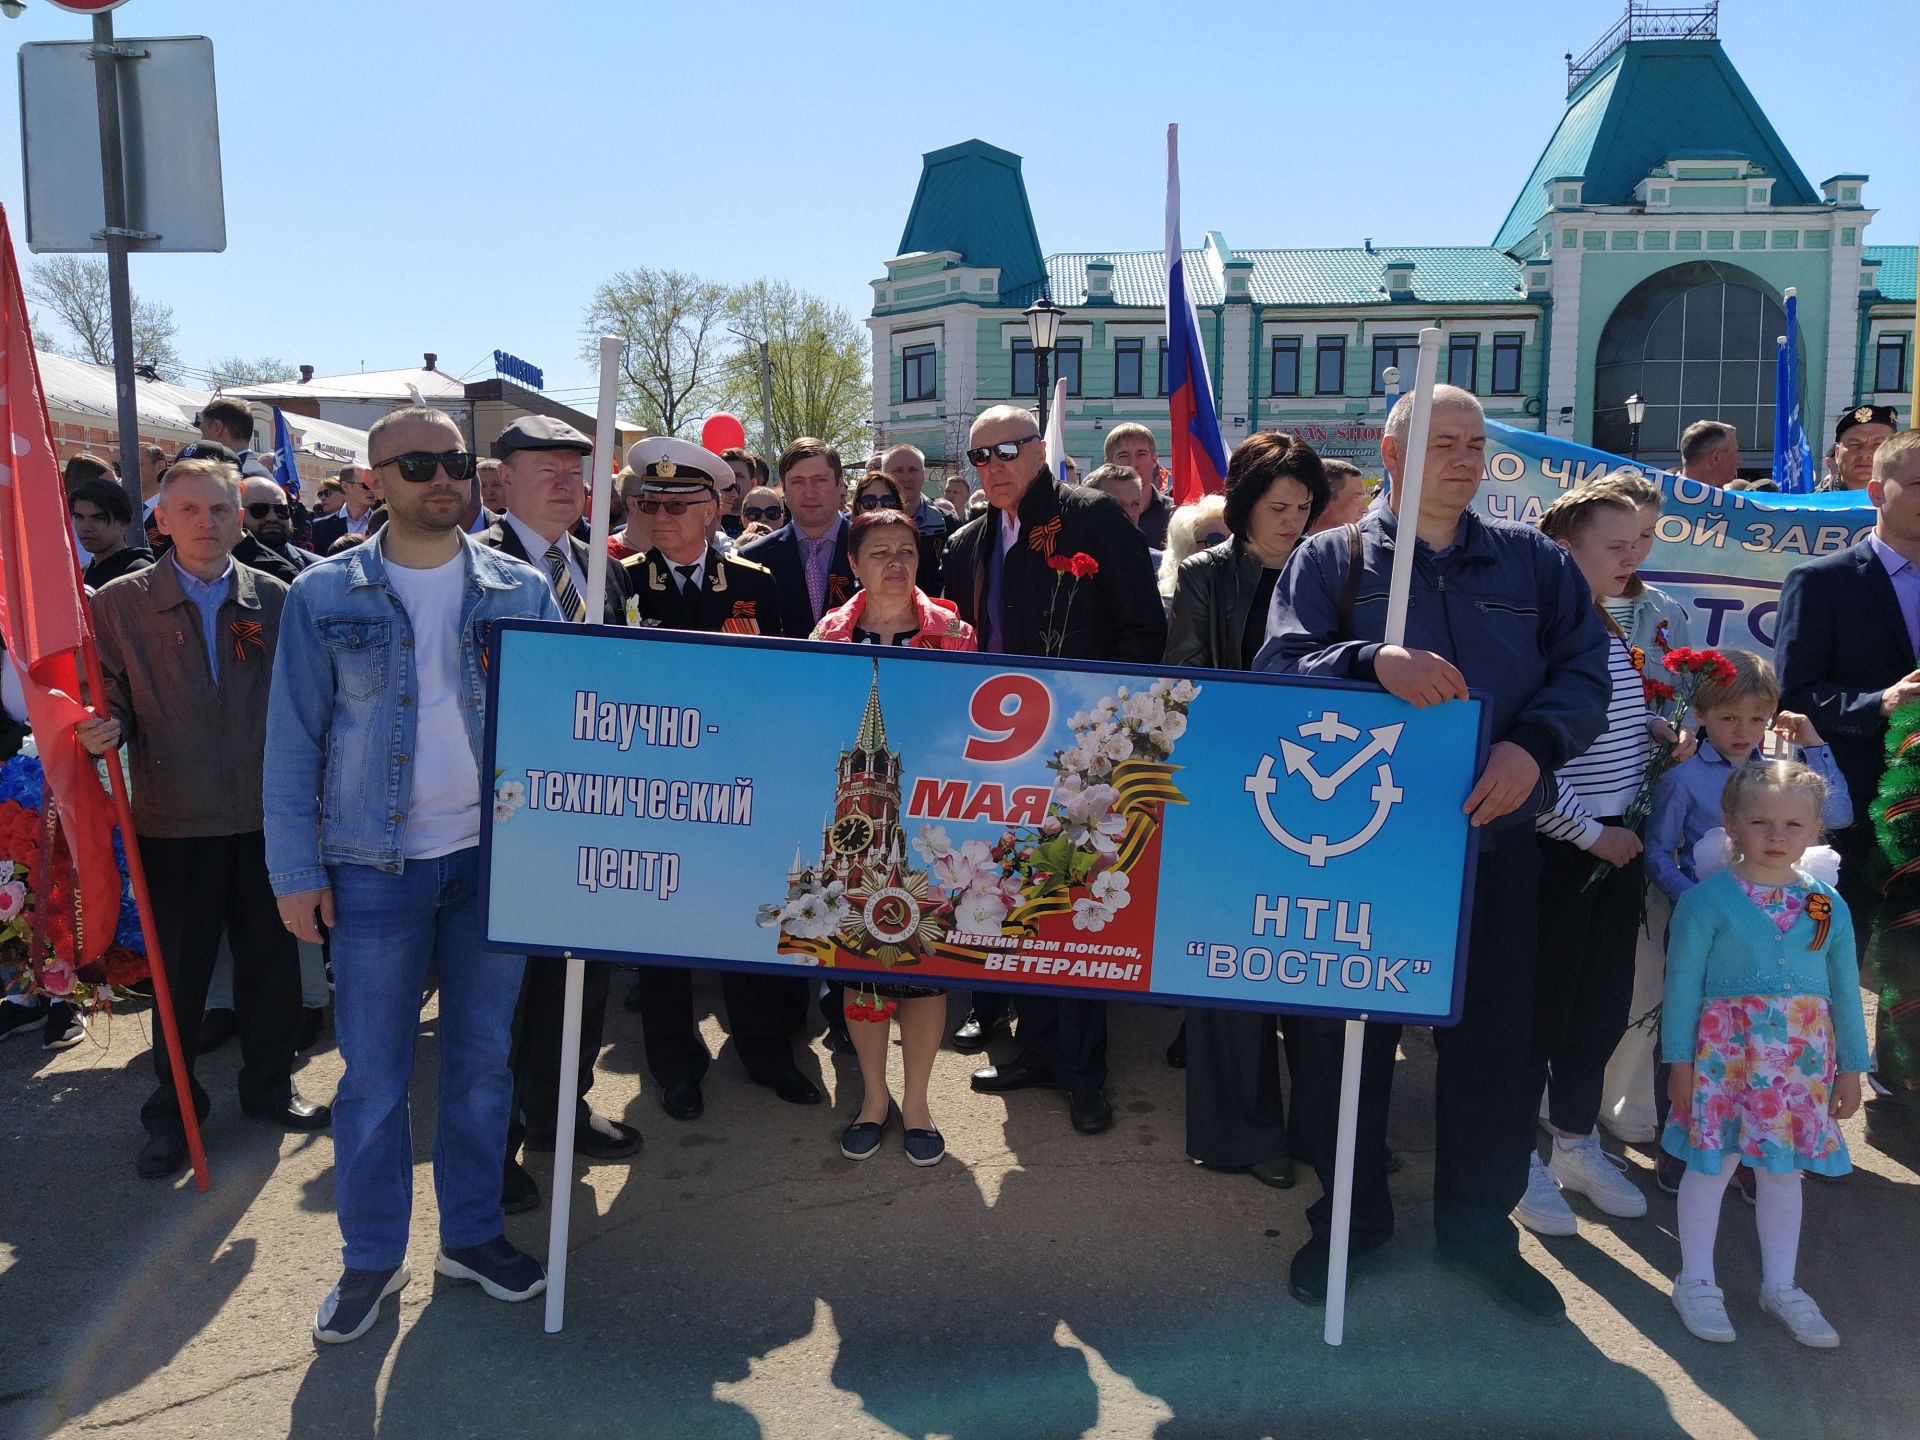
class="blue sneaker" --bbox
[840,1118,887,1161]
[313,1263,410,1344]
[434,1236,546,1302]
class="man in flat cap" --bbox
[477,415,643,1214]
[1818,404,1900,492]
[620,437,823,1113]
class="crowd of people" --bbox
[2,382,1913,1355]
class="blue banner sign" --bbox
[1479,420,1871,658]
[481,623,1488,1025]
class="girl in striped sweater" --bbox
[1518,472,1696,1236]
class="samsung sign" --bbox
[493,350,545,391]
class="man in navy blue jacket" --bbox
[1257,384,1608,1325]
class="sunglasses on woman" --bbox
[247,502,292,519]
[742,504,785,523]
[371,450,479,484]
[965,435,1040,467]
[855,494,902,512]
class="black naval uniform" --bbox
[622,545,814,1085]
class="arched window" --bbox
[1593,262,1791,469]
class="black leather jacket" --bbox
[1164,538,1266,670]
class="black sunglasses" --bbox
[855,494,902,512]
[742,504,785,522]
[371,450,478,484]
[247,502,291,519]
[966,435,1040,467]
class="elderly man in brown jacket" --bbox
[80,457,331,1180]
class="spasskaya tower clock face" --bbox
[830,814,875,855]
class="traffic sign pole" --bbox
[87,8,144,512]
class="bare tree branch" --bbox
[580,267,732,437]
[25,255,182,379]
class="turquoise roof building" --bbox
[870,7,1914,480]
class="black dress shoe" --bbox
[136,1131,187,1180]
[1286,1233,1387,1306]
[1165,1022,1187,1069]
[243,1092,332,1131]
[660,1079,704,1120]
[294,1006,326,1054]
[197,1007,237,1054]
[826,1024,856,1056]
[502,1159,540,1215]
[755,1070,822,1105]
[1068,1087,1113,1135]
[1436,1245,1565,1326]
[1249,1156,1296,1189]
[969,1059,1058,1093]
[950,1010,1003,1053]
[526,1111,643,1160]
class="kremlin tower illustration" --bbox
[770,661,944,968]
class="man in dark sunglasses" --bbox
[943,403,1166,1142]
[232,476,322,584]
[309,464,385,553]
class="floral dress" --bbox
[1661,877,1851,1176]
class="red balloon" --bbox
[701,412,747,454]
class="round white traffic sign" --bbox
[46,2,135,14]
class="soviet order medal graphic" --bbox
[1245,711,1404,867]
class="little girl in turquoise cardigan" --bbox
[1661,759,1868,1349]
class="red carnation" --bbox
[1066,553,1099,580]
[1643,678,1677,705]
[1046,555,1074,573]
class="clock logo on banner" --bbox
[1244,712,1404,867]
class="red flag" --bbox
[0,205,121,966]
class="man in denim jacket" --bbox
[265,407,562,1344]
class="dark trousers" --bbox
[967,989,1012,1025]
[137,831,300,1137]
[1529,831,1643,1136]
[721,971,810,1081]
[626,964,712,1086]
[1300,838,1543,1253]
[1012,995,1108,1093]
[507,956,609,1149]
[1185,1006,1289,1168]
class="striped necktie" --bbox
[544,542,588,623]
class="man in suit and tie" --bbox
[738,437,857,636]
[620,436,823,1111]
[943,404,1167,1137]
[309,465,385,553]
[476,416,643,1213]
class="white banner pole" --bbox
[1323,325,1443,1347]
[544,336,623,1335]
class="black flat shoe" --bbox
[756,1070,822,1105]
[969,1059,1058,1094]
[526,1111,642,1160]
[1436,1246,1565,1326]
[1287,1233,1387,1306]
[1068,1087,1112,1135]
[197,1008,237,1055]
[243,1092,332,1131]
[660,1080,704,1121]
[136,1131,187,1180]
[502,1159,540,1215]
[1249,1156,1296,1189]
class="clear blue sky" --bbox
[3,0,1912,413]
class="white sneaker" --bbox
[1759,1286,1839,1348]
[1549,1132,1648,1218]
[1513,1152,1577,1236]
[1672,1280,1736,1342]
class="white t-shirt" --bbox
[383,551,480,859]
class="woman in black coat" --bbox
[1165,432,1327,1187]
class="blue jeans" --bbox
[328,848,524,1272]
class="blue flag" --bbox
[271,407,302,500]
[1772,291,1815,493]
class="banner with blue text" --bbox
[1478,420,1872,658]
[481,623,1488,1025]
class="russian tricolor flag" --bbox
[1164,124,1227,504]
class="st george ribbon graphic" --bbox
[482,623,1489,1025]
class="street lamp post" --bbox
[1625,392,1646,462]
[1024,297,1064,434]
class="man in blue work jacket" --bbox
[1256,384,1609,1325]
